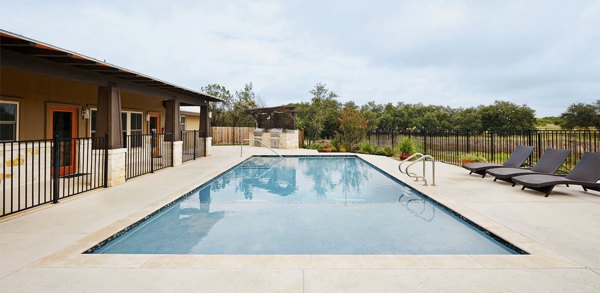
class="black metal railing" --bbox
[125,132,173,180]
[181,130,206,162]
[367,129,600,171]
[1,135,108,217]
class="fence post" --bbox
[466,129,470,153]
[490,131,495,162]
[150,130,155,173]
[193,130,197,159]
[103,133,109,188]
[423,129,427,154]
[52,135,60,204]
[537,132,542,161]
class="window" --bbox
[0,101,18,142]
[89,109,143,147]
[180,115,186,131]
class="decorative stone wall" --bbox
[106,148,126,187]
[172,141,183,166]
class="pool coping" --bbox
[33,153,583,270]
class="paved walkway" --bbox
[1,146,599,292]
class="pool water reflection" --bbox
[94,156,518,255]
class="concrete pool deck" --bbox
[1,146,600,292]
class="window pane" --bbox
[131,113,143,130]
[91,110,97,132]
[0,123,15,141]
[121,112,128,130]
[0,103,17,121]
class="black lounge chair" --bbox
[462,145,534,178]
[512,152,600,197]
[485,148,570,184]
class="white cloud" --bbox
[1,0,599,116]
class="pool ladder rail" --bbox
[240,138,283,158]
[398,153,436,186]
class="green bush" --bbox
[397,137,416,155]
[383,146,395,157]
[357,140,376,154]
[308,143,323,150]
[461,153,487,162]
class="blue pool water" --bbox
[93,156,521,255]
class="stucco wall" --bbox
[1,67,167,140]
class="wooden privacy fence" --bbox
[211,127,255,145]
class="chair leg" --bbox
[544,186,555,197]
[512,183,516,187]
[521,186,526,190]
[481,174,486,178]
[566,184,569,187]
[469,171,472,174]
[583,186,588,192]
[493,178,497,182]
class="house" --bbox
[0,29,220,216]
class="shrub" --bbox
[397,137,416,155]
[383,146,395,157]
[308,143,323,150]
[461,153,487,162]
[357,140,376,154]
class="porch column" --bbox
[97,86,126,186]
[96,86,123,149]
[164,99,181,141]
[200,105,212,156]
[165,99,183,166]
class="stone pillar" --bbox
[164,99,181,142]
[205,137,213,156]
[97,86,123,149]
[172,141,183,166]
[106,148,126,187]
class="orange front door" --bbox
[50,107,78,176]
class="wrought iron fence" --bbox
[367,129,600,171]
[1,135,108,217]
[125,132,173,180]
[181,130,206,163]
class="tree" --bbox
[479,101,536,130]
[336,106,368,151]
[453,107,482,130]
[296,83,340,143]
[231,83,258,127]
[561,102,600,129]
[202,84,233,126]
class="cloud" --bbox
[2,0,599,116]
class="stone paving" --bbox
[1,146,599,292]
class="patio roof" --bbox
[0,29,222,102]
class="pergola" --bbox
[245,105,298,129]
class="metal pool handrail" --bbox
[398,153,425,175]
[405,155,436,186]
[399,153,436,186]
[241,138,283,158]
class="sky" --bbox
[2,0,599,117]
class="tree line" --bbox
[204,82,599,147]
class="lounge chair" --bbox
[485,148,570,183]
[512,152,600,197]
[462,145,534,178]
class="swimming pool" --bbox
[88,156,524,255]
